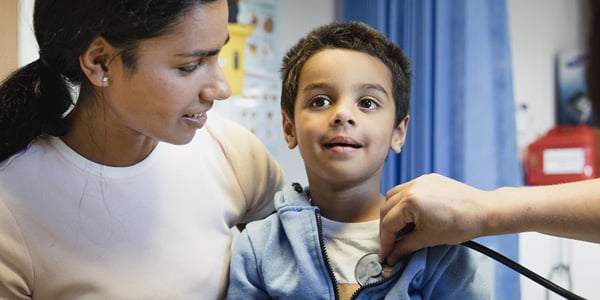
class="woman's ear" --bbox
[282,112,298,149]
[79,36,114,87]
[390,115,410,153]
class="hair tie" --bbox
[37,57,55,73]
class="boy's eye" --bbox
[358,98,380,110]
[309,96,332,107]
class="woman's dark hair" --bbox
[0,0,218,162]
[587,0,600,123]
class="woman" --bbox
[0,1,283,298]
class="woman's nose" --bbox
[200,62,232,102]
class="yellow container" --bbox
[219,23,255,95]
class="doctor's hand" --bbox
[379,173,489,265]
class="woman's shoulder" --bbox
[203,111,271,157]
[0,135,53,171]
[205,111,255,139]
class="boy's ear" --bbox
[282,112,298,149]
[390,115,410,153]
[79,36,115,87]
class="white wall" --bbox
[278,0,337,56]
[18,0,36,66]
[509,0,588,153]
[508,0,600,299]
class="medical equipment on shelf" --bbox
[526,125,600,185]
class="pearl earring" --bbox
[102,76,109,83]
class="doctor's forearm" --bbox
[483,178,600,242]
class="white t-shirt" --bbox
[0,112,284,299]
[321,216,380,284]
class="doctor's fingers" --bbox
[379,200,418,259]
[382,180,418,216]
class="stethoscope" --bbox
[353,224,586,300]
[354,253,393,286]
[354,223,415,286]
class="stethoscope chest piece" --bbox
[355,253,388,286]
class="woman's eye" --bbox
[309,96,332,107]
[179,61,202,73]
[359,98,380,109]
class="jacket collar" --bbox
[274,183,313,210]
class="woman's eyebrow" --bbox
[176,35,231,58]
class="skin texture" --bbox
[63,0,231,167]
[282,48,409,298]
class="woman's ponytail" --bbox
[0,58,73,161]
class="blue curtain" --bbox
[343,0,523,299]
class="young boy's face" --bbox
[283,48,409,186]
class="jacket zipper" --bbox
[315,211,340,300]
[349,269,398,299]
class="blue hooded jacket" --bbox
[227,184,489,299]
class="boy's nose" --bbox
[331,105,357,127]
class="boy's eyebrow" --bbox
[175,34,231,58]
[358,83,389,96]
[302,82,389,96]
[302,82,330,92]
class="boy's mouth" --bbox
[324,137,362,149]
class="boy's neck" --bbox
[308,182,385,223]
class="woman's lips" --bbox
[182,112,208,129]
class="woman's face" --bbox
[100,0,231,145]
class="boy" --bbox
[227,22,488,299]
